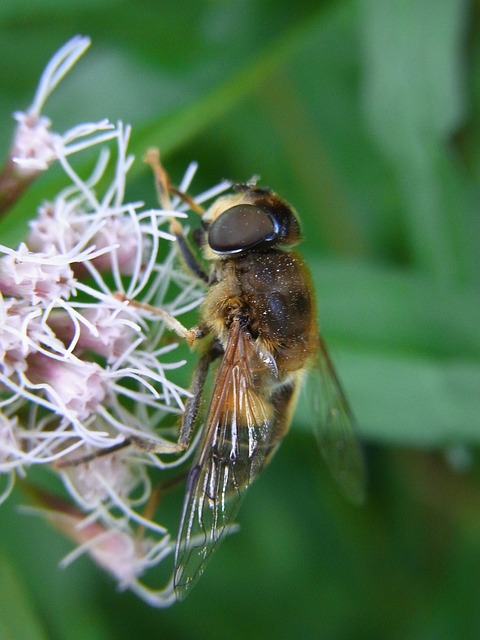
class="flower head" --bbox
[0,37,230,606]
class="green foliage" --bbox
[0,1,479,638]
[0,554,48,640]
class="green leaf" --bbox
[333,348,480,446]
[359,0,466,149]
[311,258,480,359]
[0,554,48,640]
[358,0,475,283]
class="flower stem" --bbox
[0,156,39,217]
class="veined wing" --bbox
[308,337,366,504]
[174,319,274,599]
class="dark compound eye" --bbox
[208,204,278,254]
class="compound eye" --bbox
[208,204,277,254]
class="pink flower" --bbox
[0,36,230,606]
[0,245,75,305]
[26,354,108,421]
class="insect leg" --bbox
[57,349,214,466]
[177,339,222,450]
[144,148,205,215]
[54,437,135,468]
[144,148,209,284]
[264,376,301,464]
[114,292,202,347]
[169,217,209,284]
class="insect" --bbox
[146,153,366,600]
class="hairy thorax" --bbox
[199,250,318,376]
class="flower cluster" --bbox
[0,37,229,606]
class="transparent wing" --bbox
[174,320,274,599]
[307,337,366,504]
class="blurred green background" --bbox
[1,1,480,638]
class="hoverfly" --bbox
[145,153,366,600]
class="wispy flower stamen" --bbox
[0,37,231,606]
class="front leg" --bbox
[145,147,209,284]
[114,292,203,347]
[177,338,222,450]
[131,336,221,455]
[56,314,212,466]
[169,217,209,284]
